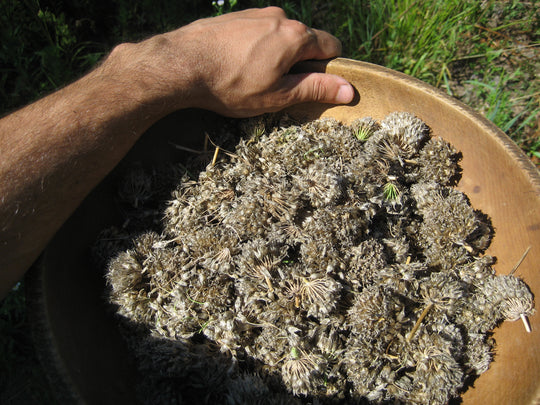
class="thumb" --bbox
[281,72,355,105]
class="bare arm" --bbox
[0,7,354,298]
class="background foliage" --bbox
[1,0,538,403]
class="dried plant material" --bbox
[352,116,379,141]
[101,113,535,404]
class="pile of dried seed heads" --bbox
[104,112,535,404]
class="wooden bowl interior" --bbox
[30,59,540,404]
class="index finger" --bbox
[303,27,343,60]
[283,21,343,63]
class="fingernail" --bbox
[336,83,354,104]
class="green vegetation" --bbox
[383,182,400,201]
[1,0,537,160]
[250,0,539,163]
[0,0,537,402]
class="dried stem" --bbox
[520,313,532,333]
[407,303,434,342]
[211,146,220,166]
[510,246,531,275]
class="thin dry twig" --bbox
[211,146,220,167]
[509,246,531,275]
[508,245,533,332]
[407,303,434,343]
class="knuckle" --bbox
[271,88,297,109]
[282,20,317,51]
[287,20,311,37]
[263,6,286,17]
[145,34,171,51]
[106,42,138,69]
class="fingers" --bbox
[228,7,342,63]
[166,7,353,117]
[306,27,343,60]
[279,72,355,106]
[268,11,349,105]
[295,26,343,62]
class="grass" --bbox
[263,0,539,163]
[0,0,538,402]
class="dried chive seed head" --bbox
[420,272,464,316]
[380,111,430,151]
[117,164,154,209]
[282,349,326,396]
[414,137,461,185]
[351,116,379,141]
[347,239,388,289]
[294,162,344,208]
[299,276,342,317]
[482,274,536,321]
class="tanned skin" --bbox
[0,7,354,298]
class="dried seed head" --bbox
[380,111,430,152]
[294,161,344,208]
[117,163,154,208]
[300,276,342,317]
[501,297,535,322]
[351,116,379,141]
[414,137,461,185]
[282,348,325,396]
[481,274,536,332]
[420,272,464,314]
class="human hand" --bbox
[105,7,354,117]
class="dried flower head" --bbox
[351,116,379,141]
[482,274,536,332]
[282,348,325,396]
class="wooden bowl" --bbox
[28,58,540,404]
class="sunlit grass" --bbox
[247,0,538,164]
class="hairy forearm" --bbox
[0,45,185,296]
[0,7,353,297]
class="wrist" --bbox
[97,34,201,119]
